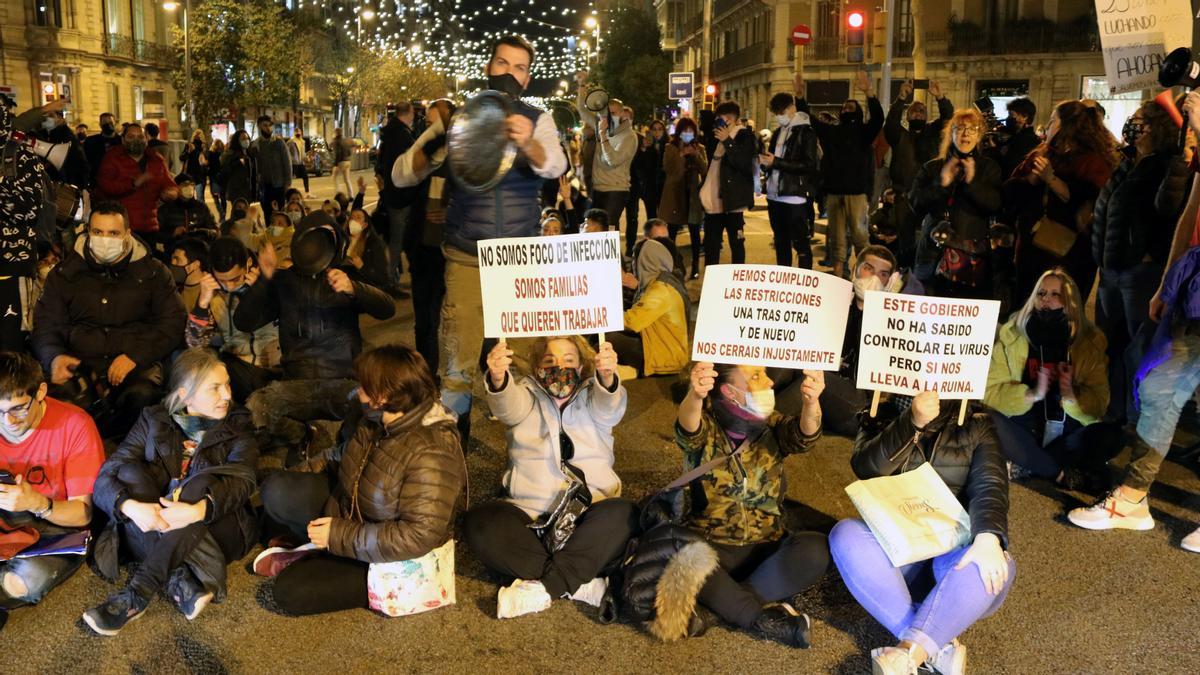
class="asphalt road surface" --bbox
[6,189,1200,673]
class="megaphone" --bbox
[9,130,69,170]
[1160,47,1200,89]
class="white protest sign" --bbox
[477,231,624,339]
[691,265,854,370]
[856,292,1000,400]
[1093,0,1191,94]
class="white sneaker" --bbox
[1182,526,1200,553]
[568,577,607,607]
[496,579,552,619]
[1067,489,1155,531]
[871,646,919,675]
[925,639,967,675]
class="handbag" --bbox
[1031,188,1077,257]
[844,462,972,567]
[366,538,456,617]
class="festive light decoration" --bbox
[291,1,600,83]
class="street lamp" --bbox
[163,0,193,132]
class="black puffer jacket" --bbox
[765,121,820,199]
[708,127,758,213]
[852,403,1010,548]
[909,153,1003,272]
[802,96,885,195]
[232,258,395,380]
[157,198,218,237]
[32,236,186,375]
[300,398,465,563]
[1092,151,1189,271]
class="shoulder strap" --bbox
[661,430,760,492]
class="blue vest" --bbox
[444,99,545,255]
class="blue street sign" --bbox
[669,72,694,100]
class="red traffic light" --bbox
[847,11,864,28]
[705,83,718,95]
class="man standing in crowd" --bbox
[83,113,121,188]
[0,352,106,632]
[375,101,419,292]
[700,101,758,267]
[0,102,46,352]
[331,127,353,198]
[392,35,567,447]
[251,115,292,222]
[143,123,169,167]
[578,85,637,255]
[884,79,953,267]
[989,97,1039,180]
[39,109,90,190]
[32,202,186,440]
[761,90,820,269]
[95,123,176,256]
[800,71,884,278]
[287,128,310,198]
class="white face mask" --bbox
[89,235,128,264]
[853,274,884,301]
[41,117,58,131]
[775,114,791,128]
[348,220,365,236]
[743,388,775,418]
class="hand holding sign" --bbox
[487,342,514,390]
[911,390,940,429]
[689,361,717,400]
[595,341,617,388]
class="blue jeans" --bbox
[829,519,1015,657]
[1125,324,1200,489]
[0,524,86,608]
[387,205,410,284]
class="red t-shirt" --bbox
[0,397,105,502]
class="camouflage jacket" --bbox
[675,411,820,546]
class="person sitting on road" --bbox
[674,360,830,648]
[344,204,392,292]
[583,208,608,234]
[540,212,564,237]
[611,239,689,377]
[259,212,295,271]
[169,236,209,313]
[32,202,186,440]
[830,390,1014,675]
[463,337,636,619]
[185,237,281,403]
[984,268,1122,492]
[232,211,395,463]
[84,348,259,636]
[157,175,218,246]
[0,352,105,631]
[254,344,466,616]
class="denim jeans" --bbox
[829,519,1015,658]
[1125,324,1200,490]
[386,206,411,284]
[0,524,86,608]
[988,410,1124,479]
[1096,262,1163,422]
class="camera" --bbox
[973,97,1012,151]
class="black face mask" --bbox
[1025,308,1070,347]
[1004,117,1020,131]
[840,109,862,126]
[170,264,189,286]
[908,119,926,133]
[101,123,115,135]
[232,208,247,221]
[1121,119,1145,147]
[487,73,524,99]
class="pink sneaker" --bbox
[253,542,319,577]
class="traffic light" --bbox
[703,83,717,111]
[846,10,865,63]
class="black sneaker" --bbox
[166,566,214,621]
[752,603,811,648]
[82,588,150,636]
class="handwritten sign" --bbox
[691,265,853,370]
[1093,0,1191,94]
[477,231,624,339]
[856,292,1000,400]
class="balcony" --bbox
[709,42,769,77]
[804,36,842,62]
[947,18,1099,56]
[712,0,747,19]
[103,33,177,69]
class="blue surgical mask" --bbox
[679,132,695,144]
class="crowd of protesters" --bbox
[1,33,1199,675]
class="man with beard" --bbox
[883,79,953,268]
[250,115,293,222]
[83,112,120,188]
[798,71,883,278]
[390,35,567,449]
[95,124,177,256]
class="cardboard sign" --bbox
[856,292,1000,400]
[691,265,853,370]
[1093,0,1191,94]
[477,231,624,339]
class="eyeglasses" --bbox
[0,399,36,421]
[954,126,983,136]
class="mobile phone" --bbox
[0,469,16,485]
[913,79,929,89]
[714,118,728,129]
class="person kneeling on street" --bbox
[830,391,1014,675]
[32,202,186,440]
[0,352,105,632]
[256,344,466,616]
[84,349,259,636]
[673,361,830,647]
[464,337,636,619]
[985,268,1121,491]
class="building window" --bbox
[817,0,840,39]
[107,82,121,121]
[130,0,144,42]
[133,85,144,120]
[894,0,913,56]
[1081,76,1142,140]
[35,0,63,27]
